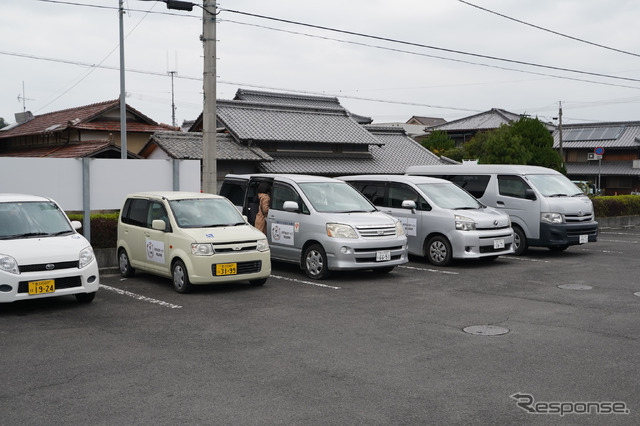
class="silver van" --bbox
[220,174,408,279]
[339,175,514,265]
[406,164,598,255]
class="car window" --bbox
[388,183,430,210]
[169,198,245,228]
[445,175,491,199]
[271,183,308,213]
[417,182,480,209]
[124,198,150,227]
[219,180,246,206]
[147,201,170,230]
[298,182,376,213]
[498,175,531,199]
[350,181,386,207]
[0,201,74,239]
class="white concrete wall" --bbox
[0,158,201,211]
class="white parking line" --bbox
[100,284,183,309]
[399,265,459,275]
[502,256,550,263]
[574,248,624,254]
[599,239,638,244]
[270,274,341,289]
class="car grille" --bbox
[356,224,397,237]
[19,261,79,273]
[479,243,513,253]
[17,276,82,293]
[565,213,594,223]
[567,225,598,237]
[212,260,262,276]
[213,241,259,253]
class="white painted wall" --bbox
[0,158,201,211]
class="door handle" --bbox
[497,201,505,206]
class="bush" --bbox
[591,195,640,217]
[68,212,119,249]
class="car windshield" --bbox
[298,182,376,213]
[169,198,245,228]
[0,201,74,239]
[416,182,482,209]
[526,174,584,197]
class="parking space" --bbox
[1,229,639,424]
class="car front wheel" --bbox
[172,260,192,293]
[426,235,453,266]
[303,244,330,279]
[118,248,135,278]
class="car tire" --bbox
[118,248,135,278]
[172,260,192,293]
[512,226,528,256]
[249,278,268,286]
[75,292,96,303]
[303,244,330,279]
[426,235,453,266]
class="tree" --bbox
[0,117,8,129]
[420,130,455,156]
[510,116,563,170]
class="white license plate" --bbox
[376,250,391,262]
[579,234,588,244]
[493,239,505,249]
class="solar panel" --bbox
[561,126,623,141]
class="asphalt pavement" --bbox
[2,228,639,425]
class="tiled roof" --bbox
[430,108,527,132]
[143,131,273,162]
[0,140,126,158]
[553,121,640,149]
[407,116,447,126]
[233,89,373,125]
[258,126,447,176]
[566,161,640,176]
[0,99,171,139]
[216,100,381,145]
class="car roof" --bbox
[125,191,224,201]
[224,173,344,184]
[0,193,53,203]
[339,174,450,184]
[405,164,558,175]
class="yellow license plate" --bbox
[216,263,237,276]
[28,280,55,295]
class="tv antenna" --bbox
[17,81,34,112]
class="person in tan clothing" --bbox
[254,182,271,235]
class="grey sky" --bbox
[2,0,640,128]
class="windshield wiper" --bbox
[13,232,49,238]
[548,193,569,197]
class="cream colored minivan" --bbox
[117,192,271,293]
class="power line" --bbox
[458,0,640,59]
[218,7,640,84]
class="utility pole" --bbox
[119,0,127,159]
[202,0,217,193]
[168,70,177,127]
[558,101,563,167]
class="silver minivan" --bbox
[339,175,514,265]
[406,164,599,255]
[220,174,408,279]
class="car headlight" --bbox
[455,214,476,231]
[256,238,269,252]
[0,254,20,274]
[541,212,563,224]
[326,223,358,239]
[191,243,215,256]
[395,220,405,236]
[79,247,95,269]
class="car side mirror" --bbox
[401,200,417,210]
[70,220,82,230]
[152,219,167,231]
[525,189,537,201]
[283,201,299,212]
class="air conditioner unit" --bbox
[587,153,596,160]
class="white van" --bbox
[339,175,514,265]
[117,192,271,293]
[0,193,99,303]
[406,164,599,255]
[220,174,408,279]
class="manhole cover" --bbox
[463,325,509,336]
[557,284,593,290]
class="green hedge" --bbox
[68,213,119,249]
[591,195,640,218]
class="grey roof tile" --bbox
[566,161,640,176]
[146,131,273,161]
[216,100,379,145]
[553,121,640,149]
